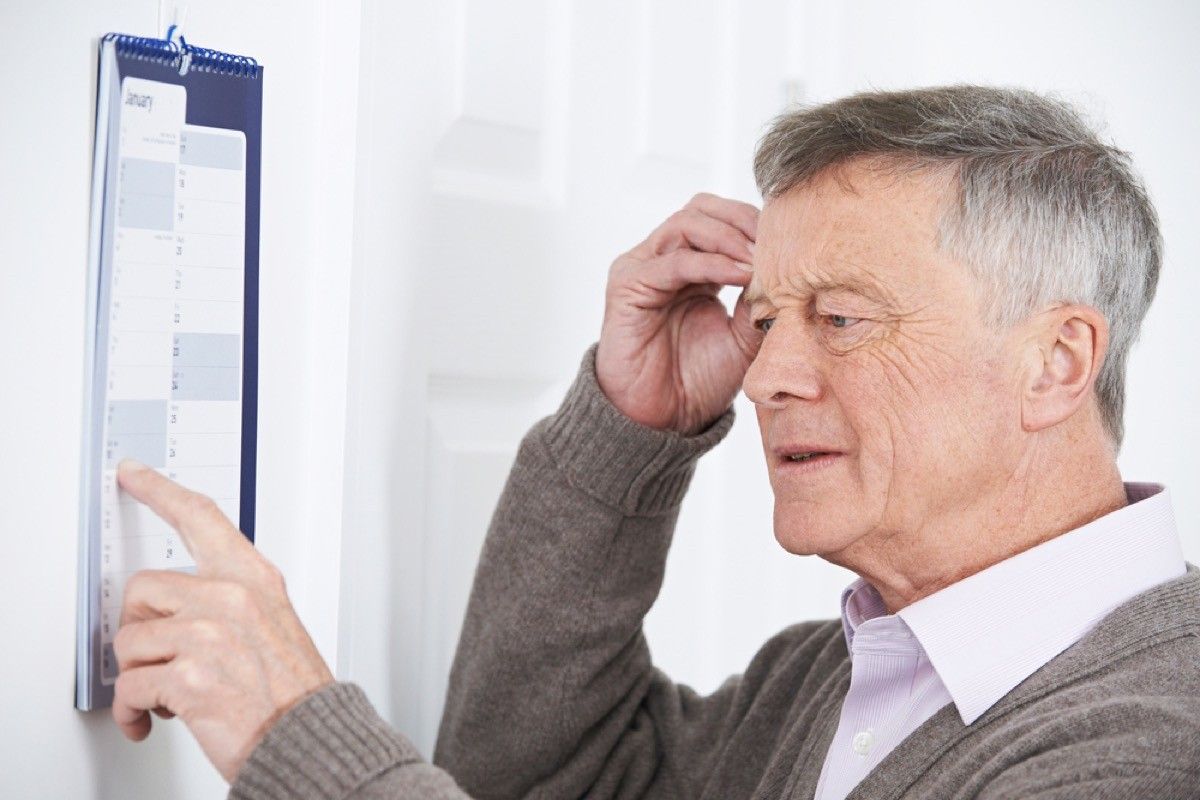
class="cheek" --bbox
[754,405,771,451]
[832,342,988,479]
[754,405,779,486]
[825,365,904,520]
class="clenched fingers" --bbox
[113,662,174,741]
[683,192,759,240]
[638,208,755,263]
[626,251,753,298]
[120,570,265,626]
[114,615,230,672]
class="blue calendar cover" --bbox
[76,32,263,711]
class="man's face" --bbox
[743,160,1023,564]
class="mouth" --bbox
[783,451,829,463]
[772,446,843,473]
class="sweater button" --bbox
[852,729,874,756]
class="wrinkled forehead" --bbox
[747,162,960,305]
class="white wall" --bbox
[1,1,1197,797]
[0,0,358,796]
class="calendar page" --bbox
[93,76,247,686]
[78,32,261,712]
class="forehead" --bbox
[749,161,959,303]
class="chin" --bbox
[772,502,863,557]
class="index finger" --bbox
[684,192,760,241]
[116,460,249,569]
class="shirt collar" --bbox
[839,575,888,653]
[839,483,1185,725]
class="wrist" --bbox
[540,344,734,515]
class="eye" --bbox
[755,317,775,333]
[826,314,861,329]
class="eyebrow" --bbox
[743,282,767,306]
[744,276,890,307]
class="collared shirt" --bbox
[813,483,1186,800]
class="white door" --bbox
[338,0,859,756]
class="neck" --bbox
[830,430,1128,614]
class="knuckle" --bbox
[191,618,225,645]
[609,253,640,283]
[667,208,692,226]
[123,571,147,599]
[687,191,712,207]
[112,622,135,654]
[258,560,287,595]
[664,250,695,269]
[174,658,210,692]
[121,571,153,610]
[184,492,218,519]
[221,580,256,612]
[113,670,135,699]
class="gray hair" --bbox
[753,85,1162,448]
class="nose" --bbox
[742,321,823,409]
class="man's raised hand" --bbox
[111,459,333,783]
[595,193,762,435]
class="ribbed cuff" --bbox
[229,682,419,800]
[540,344,735,516]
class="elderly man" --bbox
[111,85,1200,799]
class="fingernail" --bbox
[117,459,148,473]
[735,261,754,272]
[746,242,756,255]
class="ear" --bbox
[1020,304,1109,434]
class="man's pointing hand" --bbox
[111,459,334,783]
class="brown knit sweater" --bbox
[230,347,1200,800]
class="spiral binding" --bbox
[102,32,260,79]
